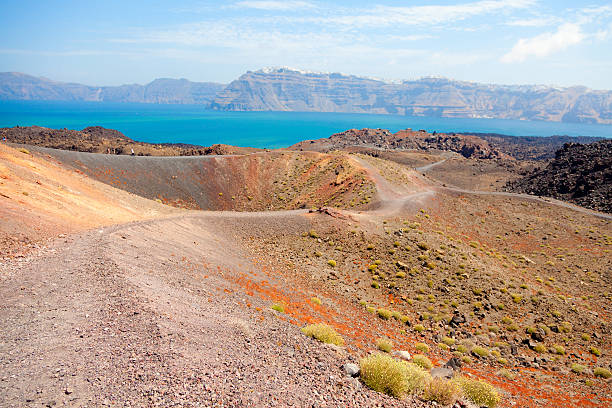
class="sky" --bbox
[1,0,611,88]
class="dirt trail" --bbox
[350,155,435,216]
[351,153,611,221]
[0,212,427,407]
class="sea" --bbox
[1,100,610,149]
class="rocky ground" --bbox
[1,140,610,407]
[507,139,612,213]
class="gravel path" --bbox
[0,213,430,407]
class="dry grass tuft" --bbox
[411,354,433,370]
[422,378,462,405]
[376,338,393,353]
[301,323,344,346]
[359,353,430,399]
[454,377,501,408]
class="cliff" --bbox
[211,68,612,124]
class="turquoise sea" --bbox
[0,100,610,148]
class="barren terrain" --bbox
[1,141,610,407]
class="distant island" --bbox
[2,67,612,124]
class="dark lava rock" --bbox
[506,139,612,213]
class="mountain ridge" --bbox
[0,72,225,105]
[2,69,612,124]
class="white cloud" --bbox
[506,17,558,27]
[323,0,536,27]
[234,1,314,11]
[501,23,586,63]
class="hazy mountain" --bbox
[0,72,225,104]
[211,68,612,124]
[2,69,612,124]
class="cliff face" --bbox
[3,69,612,124]
[211,68,612,124]
[0,73,225,104]
[506,140,612,213]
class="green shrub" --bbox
[359,353,430,398]
[454,377,501,408]
[461,356,472,364]
[377,308,392,320]
[411,354,433,370]
[18,147,31,154]
[422,378,461,405]
[534,344,547,353]
[497,369,515,380]
[271,303,285,313]
[442,336,455,346]
[594,367,611,379]
[301,323,344,346]
[327,259,337,267]
[581,333,590,341]
[414,324,425,333]
[415,342,430,353]
[371,281,380,289]
[376,338,393,353]
[552,344,565,355]
[456,344,468,354]
[570,363,586,374]
[589,346,601,357]
[472,346,489,358]
[311,297,322,305]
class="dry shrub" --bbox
[422,378,461,405]
[359,353,431,398]
[376,338,393,353]
[411,354,433,370]
[301,323,344,346]
[454,377,501,408]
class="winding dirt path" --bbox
[0,211,430,407]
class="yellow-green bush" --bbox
[570,363,585,374]
[454,377,501,408]
[415,342,430,353]
[594,367,611,379]
[271,303,285,313]
[377,308,392,320]
[411,354,433,370]
[422,378,461,405]
[376,338,393,353]
[301,323,344,346]
[359,353,430,398]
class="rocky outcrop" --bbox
[0,126,261,156]
[0,72,225,104]
[506,140,612,213]
[211,68,612,125]
[463,133,605,160]
[290,128,510,160]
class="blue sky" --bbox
[1,1,611,88]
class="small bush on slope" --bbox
[411,354,433,370]
[376,338,393,353]
[454,377,500,408]
[422,378,462,405]
[359,353,430,398]
[301,323,344,346]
